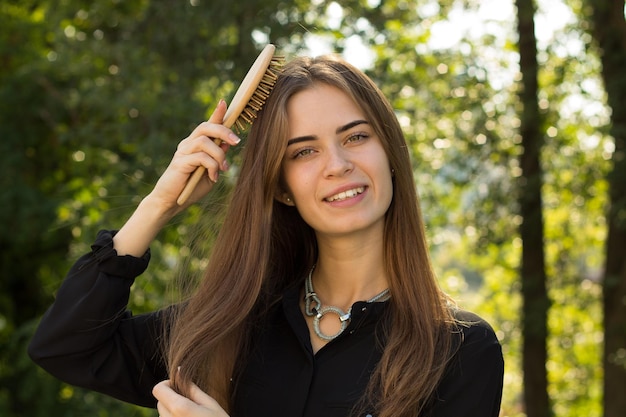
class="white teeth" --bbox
[326,187,365,202]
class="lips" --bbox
[324,186,366,202]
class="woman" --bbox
[29,55,504,417]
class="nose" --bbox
[323,145,354,177]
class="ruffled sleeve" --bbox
[28,230,169,408]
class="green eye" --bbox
[294,148,315,158]
[347,133,368,143]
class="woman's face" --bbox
[279,83,393,239]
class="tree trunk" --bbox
[515,0,551,416]
[586,1,626,416]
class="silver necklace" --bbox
[304,266,390,341]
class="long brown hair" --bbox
[167,55,457,416]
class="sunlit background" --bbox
[1,0,624,416]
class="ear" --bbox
[275,190,295,206]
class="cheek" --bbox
[375,161,394,206]
[381,172,394,203]
[283,166,314,199]
[280,169,295,196]
[280,161,298,191]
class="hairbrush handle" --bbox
[177,44,277,206]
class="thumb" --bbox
[188,382,225,411]
[208,99,227,125]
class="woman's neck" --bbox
[312,233,389,310]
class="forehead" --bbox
[285,84,366,136]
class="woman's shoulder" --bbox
[429,309,504,415]
[449,308,502,359]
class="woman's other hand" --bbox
[153,380,229,417]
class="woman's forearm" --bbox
[112,194,179,257]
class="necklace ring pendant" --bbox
[313,306,351,341]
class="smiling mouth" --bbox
[324,186,366,202]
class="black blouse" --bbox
[29,230,504,417]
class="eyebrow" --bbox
[286,119,369,146]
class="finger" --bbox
[208,99,227,124]
[152,380,175,403]
[171,150,222,182]
[153,380,192,416]
[157,401,171,417]
[153,380,227,417]
[175,136,232,181]
[187,382,224,410]
[176,136,228,170]
[180,100,241,155]
[198,99,241,146]
[219,142,231,154]
[181,122,240,149]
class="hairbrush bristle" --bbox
[232,55,284,133]
[177,46,285,206]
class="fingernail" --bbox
[209,170,219,183]
[228,132,241,144]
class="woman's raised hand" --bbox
[111,100,240,257]
[153,380,229,417]
[148,99,241,212]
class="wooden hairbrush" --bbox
[177,44,284,205]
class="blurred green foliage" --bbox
[0,0,612,416]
